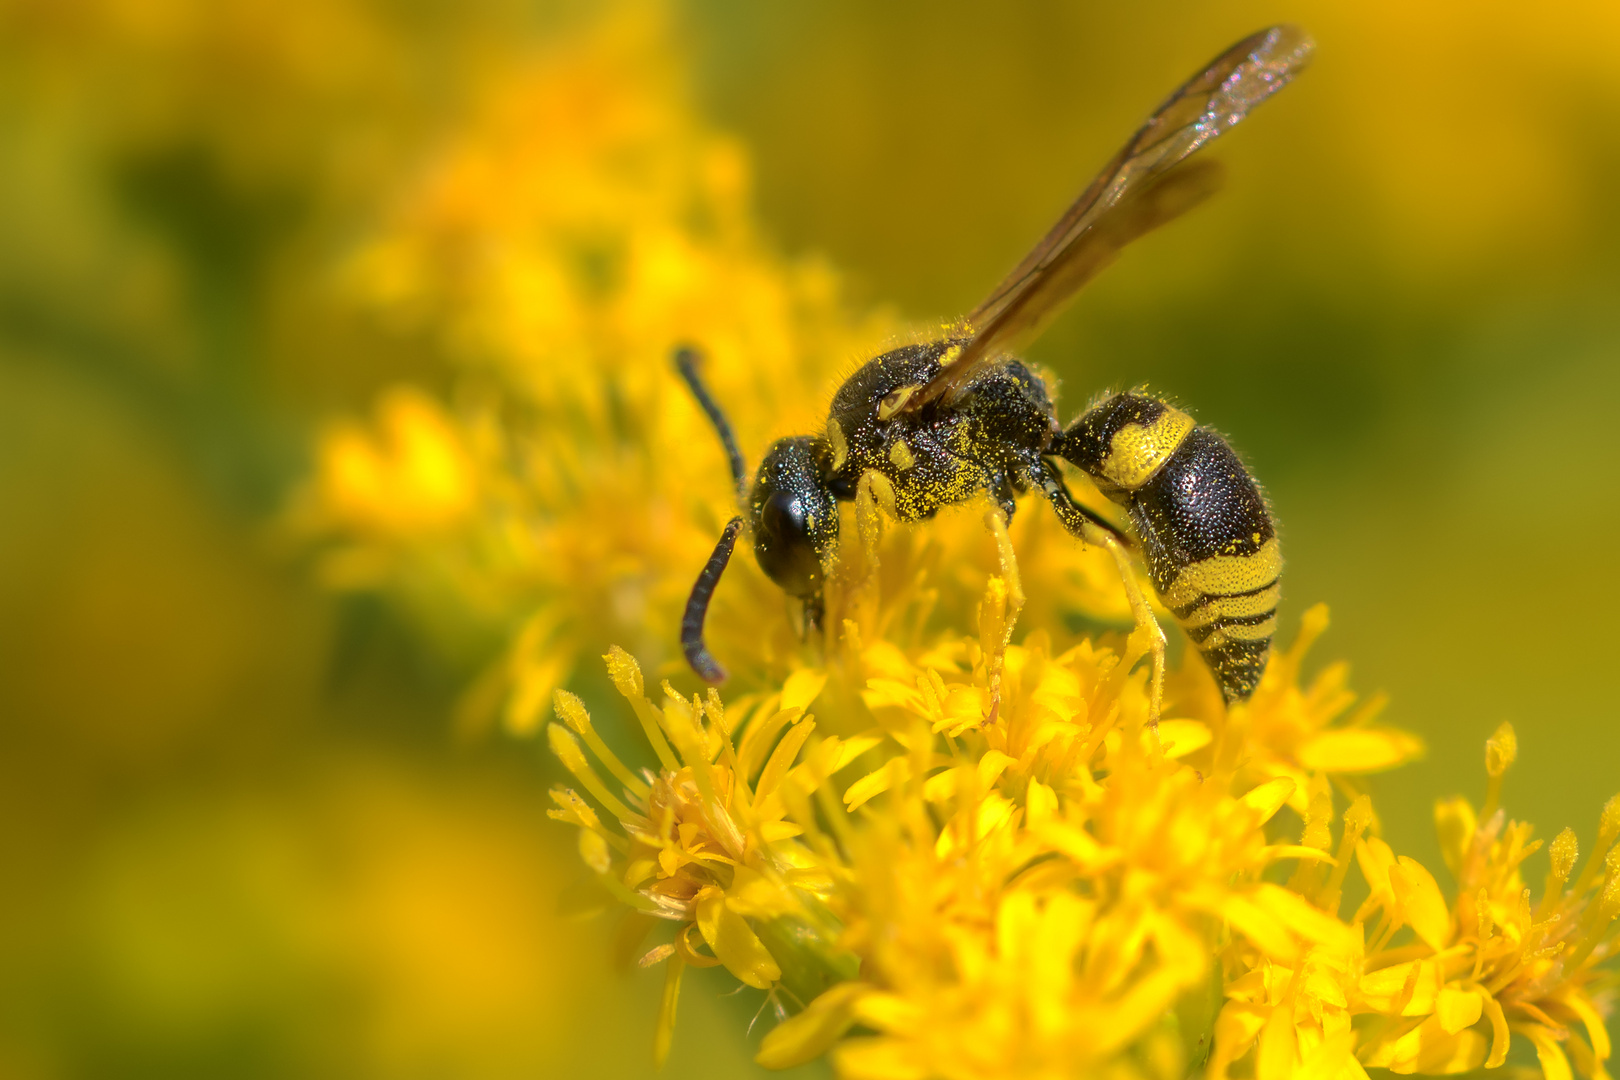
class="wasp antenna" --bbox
[682,516,744,683]
[674,345,748,498]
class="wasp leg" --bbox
[682,516,743,683]
[980,469,1026,632]
[983,505,1025,721]
[1034,459,1165,730]
[674,345,748,499]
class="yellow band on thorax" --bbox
[1098,407,1195,491]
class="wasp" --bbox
[676,26,1311,720]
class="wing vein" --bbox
[908,25,1313,411]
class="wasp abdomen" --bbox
[1059,393,1279,703]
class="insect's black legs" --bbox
[674,345,748,498]
[682,516,743,683]
[1033,457,1128,544]
[1034,458,1165,728]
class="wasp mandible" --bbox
[677,26,1311,720]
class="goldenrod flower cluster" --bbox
[554,591,1618,1079]
[296,4,1620,1077]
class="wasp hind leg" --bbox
[1033,459,1166,732]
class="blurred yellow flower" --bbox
[315,388,476,541]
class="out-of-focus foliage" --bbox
[2,0,1618,1077]
[0,1,814,1076]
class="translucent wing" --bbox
[909,25,1314,409]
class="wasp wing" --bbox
[909,25,1314,409]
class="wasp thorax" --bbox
[749,436,838,598]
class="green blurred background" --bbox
[2,1,1617,1076]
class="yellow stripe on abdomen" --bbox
[1198,615,1279,650]
[1161,539,1282,611]
[1179,583,1282,629]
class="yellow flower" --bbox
[553,601,1619,1078]
[294,0,1136,743]
[285,3,1619,1076]
[547,646,868,1065]
[1207,722,1619,1080]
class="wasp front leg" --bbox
[980,504,1026,725]
[1033,459,1166,731]
[853,470,897,579]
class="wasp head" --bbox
[750,436,839,598]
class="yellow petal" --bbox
[755,981,871,1069]
[922,764,968,802]
[1305,967,1348,1010]
[1558,987,1612,1063]
[726,866,800,920]
[1358,958,1441,1016]
[832,1036,928,1080]
[1390,856,1451,949]
[756,717,816,805]
[1214,891,1299,961]
[1242,777,1297,825]
[853,991,928,1034]
[654,951,686,1069]
[1256,1003,1298,1080]
[1145,718,1212,758]
[833,733,884,772]
[781,668,828,712]
[1296,1029,1366,1080]
[1026,778,1058,829]
[1479,991,1509,1068]
[1435,986,1481,1034]
[578,828,612,874]
[1209,1002,1269,1080]
[1037,819,1116,870]
[1251,883,1359,953]
[695,886,780,989]
[1518,1022,1574,1080]
[977,748,1017,785]
[844,757,910,810]
[1359,1013,1486,1074]
[1296,727,1425,772]
[1356,836,1396,899]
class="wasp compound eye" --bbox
[751,437,838,599]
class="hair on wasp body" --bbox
[676,26,1312,721]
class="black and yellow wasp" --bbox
[676,26,1311,720]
